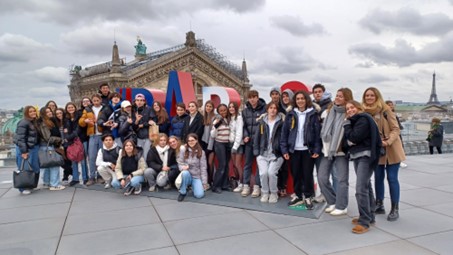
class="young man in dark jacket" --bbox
[132,93,152,160]
[241,90,266,198]
[96,134,121,189]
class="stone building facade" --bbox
[68,31,251,106]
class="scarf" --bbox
[321,104,346,159]
[156,145,169,167]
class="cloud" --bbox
[0,33,52,63]
[0,0,265,25]
[349,32,453,66]
[312,74,336,83]
[355,61,376,68]
[0,72,70,110]
[270,15,325,36]
[252,46,319,74]
[358,74,397,83]
[60,22,182,58]
[359,7,453,36]
[33,66,68,83]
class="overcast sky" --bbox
[1,0,453,110]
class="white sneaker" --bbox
[241,185,250,197]
[400,162,408,168]
[330,208,348,216]
[21,190,31,195]
[325,205,335,213]
[268,193,278,203]
[251,185,261,198]
[49,185,66,191]
[260,193,269,203]
[313,194,326,203]
[104,183,111,189]
[233,183,243,193]
[149,185,156,192]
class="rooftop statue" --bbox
[135,36,147,55]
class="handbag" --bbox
[38,141,64,168]
[156,170,169,187]
[67,137,85,162]
[149,124,159,144]
[13,159,37,189]
[175,171,183,189]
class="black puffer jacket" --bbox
[344,113,382,168]
[14,119,39,154]
[253,114,283,157]
[242,98,266,141]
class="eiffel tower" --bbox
[427,72,440,105]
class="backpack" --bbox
[67,137,85,162]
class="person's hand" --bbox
[181,165,189,170]
[162,166,170,171]
[126,175,132,181]
[120,179,126,188]
[283,153,290,160]
[148,120,156,126]
[21,153,29,159]
[382,140,388,147]
[231,148,237,154]
[243,137,250,143]
[127,117,133,124]
[63,128,68,133]
[311,153,319,159]
[203,184,209,190]
[110,163,116,170]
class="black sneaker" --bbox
[304,197,314,210]
[288,196,304,207]
[177,193,186,202]
[124,186,134,196]
[69,180,80,187]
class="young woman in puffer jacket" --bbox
[344,100,382,234]
[13,105,40,195]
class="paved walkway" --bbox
[0,154,452,255]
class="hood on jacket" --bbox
[103,142,119,151]
[245,98,266,111]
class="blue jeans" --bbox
[318,156,349,209]
[179,170,204,198]
[242,142,260,187]
[88,135,103,180]
[41,166,61,187]
[71,141,89,182]
[354,157,375,228]
[112,175,144,189]
[15,145,40,192]
[375,163,400,203]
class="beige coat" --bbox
[372,110,406,165]
[114,149,146,180]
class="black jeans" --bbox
[290,150,315,199]
[429,146,442,154]
[213,142,231,189]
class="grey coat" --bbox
[178,147,208,184]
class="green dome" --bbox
[1,108,24,135]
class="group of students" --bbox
[14,83,407,234]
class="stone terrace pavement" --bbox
[0,154,452,255]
